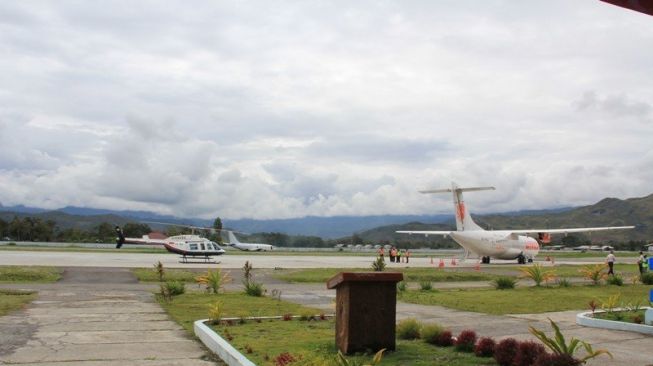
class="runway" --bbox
[0,249,604,269]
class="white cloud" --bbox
[0,1,651,220]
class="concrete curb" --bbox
[576,307,653,335]
[194,319,256,366]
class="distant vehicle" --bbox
[573,245,590,252]
[547,245,565,250]
[225,231,273,251]
[364,244,373,249]
[397,182,634,264]
[1,236,10,241]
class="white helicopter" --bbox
[225,231,274,251]
[115,224,225,263]
[397,182,634,264]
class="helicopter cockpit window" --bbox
[189,243,198,251]
[200,243,206,251]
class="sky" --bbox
[0,1,652,220]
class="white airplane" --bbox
[225,231,273,251]
[397,182,635,264]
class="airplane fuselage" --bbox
[450,231,539,260]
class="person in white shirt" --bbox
[606,250,616,276]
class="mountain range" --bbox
[1,193,651,241]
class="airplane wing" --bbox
[395,230,452,237]
[505,226,635,235]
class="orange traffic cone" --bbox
[451,258,457,266]
[439,258,445,268]
[474,261,480,271]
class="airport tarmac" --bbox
[0,249,610,269]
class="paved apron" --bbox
[0,267,218,366]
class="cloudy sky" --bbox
[0,1,651,220]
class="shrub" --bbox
[335,349,385,366]
[454,330,477,352]
[514,340,547,366]
[397,281,407,292]
[493,276,516,290]
[578,264,607,285]
[371,256,386,272]
[419,281,432,291]
[474,337,496,357]
[435,330,453,347]
[154,261,165,282]
[534,353,582,366]
[529,318,612,364]
[165,280,185,296]
[245,282,264,297]
[520,264,556,287]
[641,272,653,285]
[274,352,297,366]
[207,301,223,324]
[396,318,421,340]
[606,275,623,286]
[557,277,572,288]
[282,313,292,321]
[494,338,519,366]
[421,323,444,345]
[196,269,232,294]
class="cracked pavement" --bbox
[0,267,218,366]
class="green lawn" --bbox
[158,291,496,366]
[214,319,496,366]
[0,245,167,254]
[132,268,201,282]
[398,284,651,315]
[0,266,62,283]
[0,289,37,316]
[273,268,497,284]
[157,291,321,333]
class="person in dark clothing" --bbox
[115,226,125,249]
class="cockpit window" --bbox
[200,243,206,251]
[189,243,198,251]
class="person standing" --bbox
[405,249,411,263]
[378,247,385,261]
[390,247,396,263]
[115,226,125,249]
[397,249,402,263]
[638,251,646,275]
[606,250,616,276]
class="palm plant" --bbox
[578,264,607,285]
[335,349,385,366]
[153,261,165,282]
[529,319,612,364]
[520,264,556,287]
[195,269,232,294]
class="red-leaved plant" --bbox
[274,352,296,366]
[282,313,292,321]
[435,330,453,346]
[454,330,477,352]
[588,299,598,314]
[474,337,496,357]
[494,338,519,366]
[513,340,547,366]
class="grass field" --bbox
[273,267,497,283]
[213,319,496,366]
[131,267,201,282]
[158,291,496,366]
[0,289,37,316]
[0,266,62,283]
[398,284,651,315]
[158,291,320,333]
[0,244,167,254]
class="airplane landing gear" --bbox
[481,256,491,264]
[527,257,533,263]
[517,254,526,264]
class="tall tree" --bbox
[212,217,223,243]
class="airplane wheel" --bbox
[528,258,533,263]
[517,254,525,264]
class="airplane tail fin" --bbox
[226,231,240,245]
[420,182,495,231]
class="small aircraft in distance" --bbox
[397,182,635,264]
[225,231,274,251]
[115,225,225,263]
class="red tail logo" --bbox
[456,203,466,222]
